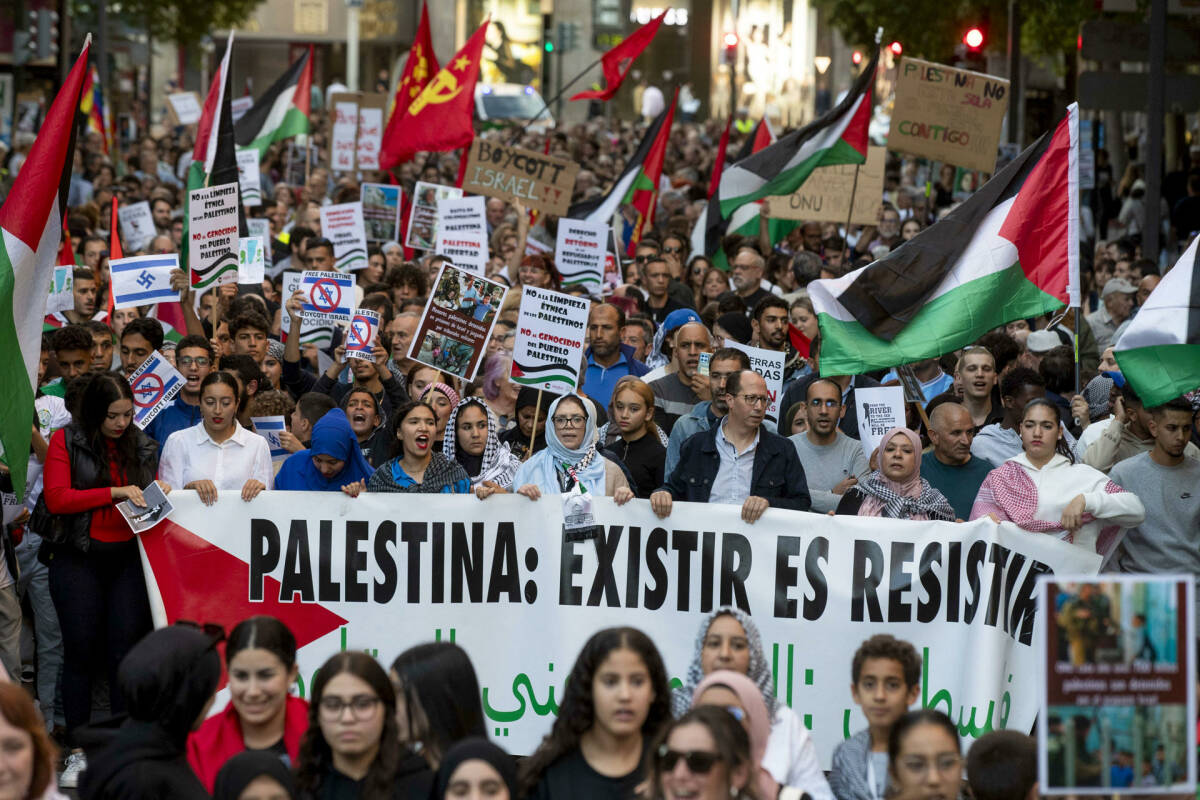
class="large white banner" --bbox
[138,493,1099,766]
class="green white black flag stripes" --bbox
[1114,236,1200,406]
[234,47,313,159]
[0,39,90,495]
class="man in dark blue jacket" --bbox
[651,370,811,522]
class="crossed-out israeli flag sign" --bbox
[110,254,181,310]
[251,416,289,463]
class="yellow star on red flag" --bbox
[453,55,471,72]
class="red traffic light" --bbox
[963,27,984,49]
[723,32,739,48]
[889,41,902,56]
[851,50,863,65]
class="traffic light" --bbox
[13,9,59,65]
[721,31,739,65]
[544,37,554,53]
[851,50,863,65]
[963,27,985,50]
[889,41,903,56]
[556,21,580,53]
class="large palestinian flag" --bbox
[691,48,877,267]
[1114,235,1200,406]
[810,105,1080,376]
[0,40,90,495]
[234,46,313,159]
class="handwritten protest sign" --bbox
[764,147,887,224]
[328,92,387,172]
[724,340,785,429]
[510,286,590,394]
[330,99,358,172]
[128,350,184,429]
[187,182,240,288]
[235,149,263,206]
[118,200,156,252]
[409,264,505,381]
[45,266,74,315]
[299,271,355,325]
[854,385,906,460]
[320,202,369,272]
[166,91,202,125]
[555,219,608,292]
[889,57,1009,173]
[110,254,180,310]
[434,196,488,274]
[251,416,289,462]
[345,309,381,361]
[361,183,402,242]
[355,96,385,170]
[406,182,462,251]
[238,237,266,285]
[462,140,579,216]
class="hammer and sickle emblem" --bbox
[408,70,463,116]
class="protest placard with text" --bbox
[320,202,369,272]
[724,340,785,429]
[853,385,906,460]
[118,200,156,252]
[166,91,202,125]
[230,95,254,123]
[409,264,505,382]
[128,350,184,429]
[345,309,381,361]
[511,286,590,394]
[406,182,461,251]
[764,147,887,224]
[555,218,608,292]
[281,270,335,345]
[355,95,386,170]
[434,196,488,274]
[330,97,358,172]
[187,182,240,289]
[235,149,263,207]
[299,271,355,325]
[462,140,579,216]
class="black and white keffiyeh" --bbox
[443,398,522,490]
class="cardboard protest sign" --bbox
[355,95,386,170]
[723,340,785,429]
[187,182,240,288]
[299,271,356,325]
[434,196,488,274]
[330,98,358,172]
[361,183,402,242]
[118,200,156,252]
[166,91,202,126]
[235,149,263,207]
[328,92,387,172]
[555,218,608,292]
[889,57,1009,173]
[406,182,462,251]
[345,308,381,361]
[510,286,590,394]
[128,350,184,429]
[319,202,369,272]
[409,264,505,382]
[116,480,174,533]
[1038,575,1196,795]
[462,139,579,216]
[280,270,335,345]
[45,266,74,315]
[110,254,181,310]
[764,147,887,225]
[853,385,906,460]
[251,416,290,462]
[238,237,266,285]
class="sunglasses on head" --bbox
[174,619,227,650]
[658,746,723,774]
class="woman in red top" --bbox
[188,615,309,791]
[42,372,167,761]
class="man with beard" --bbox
[648,314,712,434]
[729,246,773,313]
[788,378,869,512]
[750,295,807,385]
[921,402,994,519]
[583,302,649,408]
[664,347,751,477]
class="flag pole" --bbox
[528,389,543,459]
[508,54,604,145]
[841,164,862,253]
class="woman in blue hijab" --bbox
[505,394,635,502]
[274,408,374,493]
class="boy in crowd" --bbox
[966,730,1037,800]
[829,634,922,800]
[281,392,338,453]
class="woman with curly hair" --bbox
[520,627,672,800]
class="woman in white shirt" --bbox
[159,372,273,504]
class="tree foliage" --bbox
[70,0,266,50]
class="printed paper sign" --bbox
[116,480,174,533]
[356,106,383,170]
[280,270,335,345]
[251,416,289,462]
[118,200,156,252]
[511,286,590,394]
[110,254,181,310]
[299,271,356,325]
[331,100,358,172]
[361,183,402,242]
[128,350,184,429]
[723,340,785,430]
[45,265,74,315]
[319,202,369,272]
[462,139,579,216]
[764,147,887,225]
[854,385,906,460]
[434,196,488,274]
[246,218,274,273]
[555,218,608,291]
[889,57,1010,173]
[235,149,263,207]
[238,237,266,285]
[166,91,202,125]
[409,263,505,382]
[1038,575,1196,795]
[345,308,381,361]
[187,182,240,289]
[230,95,254,123]
[406,181,462,251]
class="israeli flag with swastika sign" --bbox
[110,255,181,310]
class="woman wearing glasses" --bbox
[295,652,401,800]
[690,671,779,800]
[885,710,966,800]
[646,706,758,800]
[482,394,634,503]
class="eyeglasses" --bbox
[318,694,382,719]
[808,398,839,408]
[663,246,683,255]
[735,394,770,408]
[177,356,211,367]
[552,415,587,428]
[635,254,655,264]
[658,747,723,774]
[897,755,962,776]
[173,619,226,652]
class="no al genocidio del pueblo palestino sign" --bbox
[462,140,579,216]
[136,492,1099,765]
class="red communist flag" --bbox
[380,20,488,170]
[381,1,439,168]
[570,9,667,102]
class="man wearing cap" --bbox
[648,312,713,434]
[1023,329,1064,369]
[1087,278,1138,352]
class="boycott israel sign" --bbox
[188,182,240,288]
[765,147,887,225]
[128,351,184,429]
[409,264,506,382]
[462,140,579,216]
[345,309,381,361]
[320,203,369,272]
[555,219,607,292]
[511,287,590,394]
[435,196,489,274]
[889,58,1009,173]
[299,271,356,325]
[136,493,1100,766]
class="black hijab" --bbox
[120,625,222,744]
[213,751,297,800]
[433,738,517,800]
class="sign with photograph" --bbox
[408,264,506,382]
[361,183,402,242]
[510,286,590,394]
[405,181,462,251]
[462,140,579,216]
[45,266,74,315]
[118,200,156,252]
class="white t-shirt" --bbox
[762,705,835,800]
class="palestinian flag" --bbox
[234,46,313,159]
[809,105,1081,376]
[0,39,90,495]
[690,50,876,268]
[1114,235,1200,406]
[623,89,677,256]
